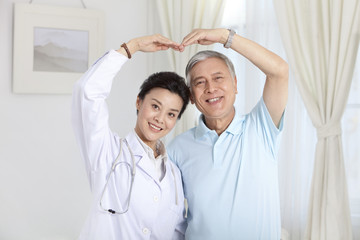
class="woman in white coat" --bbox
[71,34,190,239]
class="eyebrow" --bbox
[152,98,180,112]
[211,71,223,76]
[192,71,224,82]
[192,76,205,82]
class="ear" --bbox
[190,93,195,104]
[136,96,142,110]
[233,76,238,94]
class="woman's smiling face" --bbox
[135,87,183,149]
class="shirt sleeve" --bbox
[249,97,285,158]
[71,50,128,188]
[167,143,177,166]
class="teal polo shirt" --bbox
[167,98,284,240]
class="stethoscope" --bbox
[99,138,179,215]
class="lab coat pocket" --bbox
[170,203,183,216]
[155,204,182,239]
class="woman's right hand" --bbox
[117,34,180,57]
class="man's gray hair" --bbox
[185,50,236,86]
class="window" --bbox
[342,50,360,237]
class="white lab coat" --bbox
[71,50,187,240]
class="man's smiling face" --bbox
[189,57,237,121]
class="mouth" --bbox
[206,96,222,104]
[149,123,162,131]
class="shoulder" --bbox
[247,97,284,132]
[166,127,197,163]
[168,127,197,147]
[167,158,181,175]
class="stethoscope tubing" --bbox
[99,139,136,215]
[99,138,179,215]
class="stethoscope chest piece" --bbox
[99,139,136,215]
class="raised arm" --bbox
[180,28,288,127]
[71,34,181,183]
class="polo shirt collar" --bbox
[195,115,213,139]
[195,107,245,139]
[225,109,245,135]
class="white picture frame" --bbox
[13,3,105,94]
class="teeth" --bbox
[150,123,161,130]
[208,97,220,103]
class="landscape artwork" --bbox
[33,27,89,73]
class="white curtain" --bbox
[154,0,226,136]
[273,1,360,239]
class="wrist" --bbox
[126,39,139,55]
[224,29,236,48]
[219,28,229,45]
[116,39,139,59]
[120,43,131,59]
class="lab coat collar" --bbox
[134,132,167,165]
[124,131,166,185]
[124,131,146,159]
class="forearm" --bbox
[71,51,127,169]
[223,29,288,126]
[227,31,288,79]
[117,34,181,58]
[181,28,288,79]
[116,38,140,58]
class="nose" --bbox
[205,80,216,93]
[154,110,165,124]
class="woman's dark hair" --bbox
[137,72,190,119]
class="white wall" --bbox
[0,0,152,239]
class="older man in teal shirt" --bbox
[168,28,288,239]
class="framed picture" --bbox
[13,3,105,94]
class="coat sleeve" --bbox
[71,50,128,189]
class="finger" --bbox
[181,30,202,46]
[170,45,180,51]
[156,34,180,47]
[198,40,213,45]
[155,43,180,52]
[164,44,181,51]
[159,45,170,51]
[181,29,198,42]
[155,40,180,50]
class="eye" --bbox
[214,76,223,81]
[168,112,176,118]
[194,80,205,86]
[152,104,159,110]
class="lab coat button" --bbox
[153,196,159,202]
[142,227,149,234]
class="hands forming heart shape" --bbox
[118,28,230,56]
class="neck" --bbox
[203,108,235,135]
[143,140,159,158]
[134,129,158,157]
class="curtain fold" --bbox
[154,0,226,136]
[273,0,360,239]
